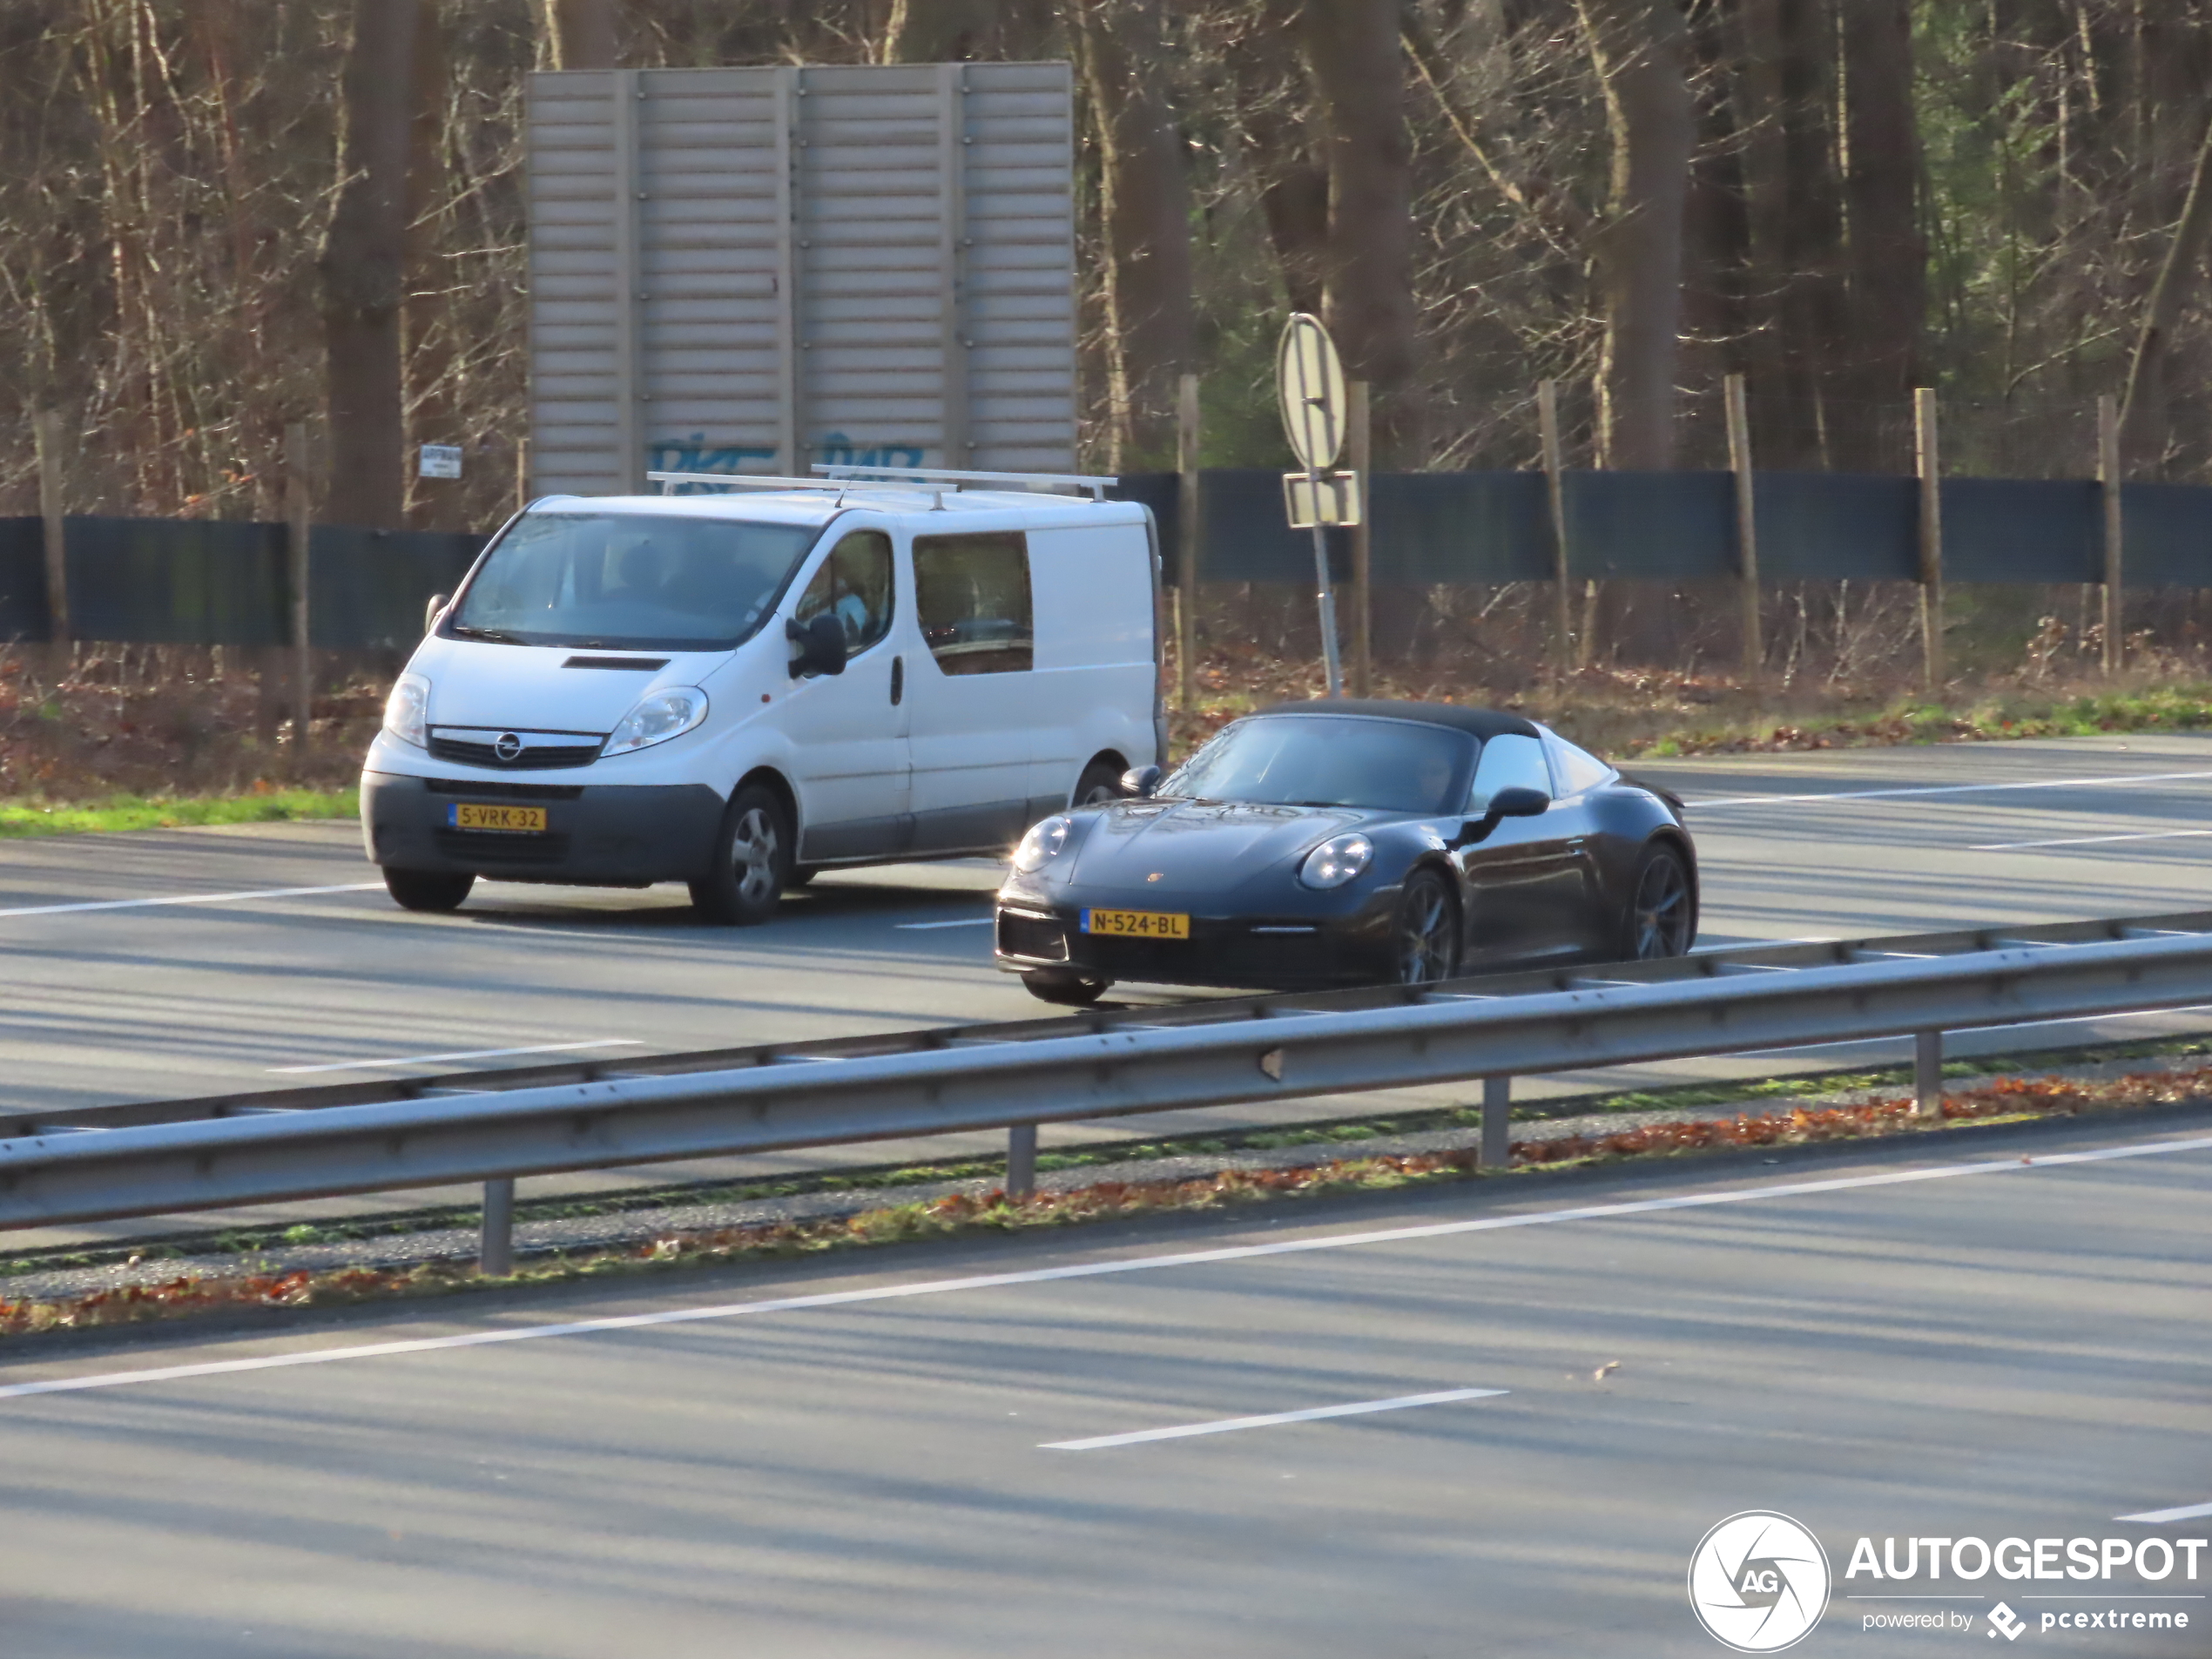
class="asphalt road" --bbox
[2,1115,2206,1657]
[8,733,2212,1246]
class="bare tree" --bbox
[1578,0,1693,471]
[321,0,424,529]
[544,0,618,70]
[885,0,998,62]
[1840,0,1923,455]
[1074,0,1194,469]
[2121,114,2212,474]
[1301,0,1421,463]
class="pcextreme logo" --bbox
[1689,1511,1834,1653]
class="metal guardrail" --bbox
[4,910,2212,1271]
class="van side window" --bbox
[794,530,894,654]
[912,531,1033,675]
[1466,732,1552,813]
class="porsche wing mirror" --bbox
[1118,765,1163,799]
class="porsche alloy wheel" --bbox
[1626,844,1694,960]
[1393,869,1459,985]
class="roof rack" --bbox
[810,463,1118,502]
[647,470,846,497]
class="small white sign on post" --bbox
[1276,314,1351,696]
[419,443,463,480]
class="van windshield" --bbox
[449,512,820,651]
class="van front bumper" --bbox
[362,771,725,885]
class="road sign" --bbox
[1283,470,1362,529]
[1277,313,1347,471]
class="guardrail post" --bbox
[1006,1123,1037,1199]
[1481,1075,1512,1169]
[1914,1031,1944,1119]
[480,1177,516,1275]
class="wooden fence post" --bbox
[1537,380,1573,676]
[1176,373,1200,712]
[1913,388,1945,691]
[286,423,313,757]
[1723,374,1761,678]
[515,435,531,516]
[1347,380,1372,698]
[32,409,70,671]
[2098,393,2124,675]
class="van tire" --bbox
[1021,968,1109,1007]
[691,784,793,925]
[385,868,475,913]
[1072,759,1123,807]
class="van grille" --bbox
[421,779,585,801]
[427,734,603,771]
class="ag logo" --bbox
[1688,1511,1831,1652]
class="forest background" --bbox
[3,0,2212,785]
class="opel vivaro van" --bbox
[360,472,1164,924]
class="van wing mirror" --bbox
[786,613,848,679]
[1118,765,1163,799]
[424,593,448,635]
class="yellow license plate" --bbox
[448,803,548,833]
[1081,907,1190,939]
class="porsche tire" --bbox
[1622,841,1695,960]
[1021,968,1110,1007]
[1391,868,1460,985]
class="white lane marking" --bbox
[894,917,995,930]
[269,1039,644,1076]
[0,882,385,921]
[2116,1501,2212,1524]
[1972,828,2212,852]
[1691,935,1836,954]
[3,1131,2206,1404]
[1041,1386,1507,1451]
[1683,769,2212,809]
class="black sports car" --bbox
[994,699,1696,1005]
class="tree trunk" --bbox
[545,0,617,70]
[1073,0,1194,470]
[1579,0,1694,472]
[320,0,421,530]
[403,4,450,529]
[2121,113,2212,475]
[1840,0,1924,460]
[1300,0,1421,465]
[885,0,998,62]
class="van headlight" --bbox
[1298,833,1373,889]
[604,687,709,756]
[383,672,429,748]
[1013,815,1072,873]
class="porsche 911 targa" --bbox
[993,699,1696,1005]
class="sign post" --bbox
[1277,313,1357,698]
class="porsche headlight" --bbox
[1298,833,1373,890]
[604,687,708,756]
[1012,815,1071,873]
[383,671,429,748]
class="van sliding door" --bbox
[905,529,1036,853]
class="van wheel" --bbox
[691,785,793,925]
[1071,759,1123,808]
[1021,968,1110,1007]
[384,868,475,913]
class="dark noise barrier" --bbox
[0,469,2206,647]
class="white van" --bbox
[360,471,1163,923]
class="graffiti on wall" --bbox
[649,433,928,493]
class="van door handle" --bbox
[890,655,904,706]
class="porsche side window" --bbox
[913,531,1033,675]
[1467,732,1552,813]
[1544,732,1615,798]
[793,530,894,654]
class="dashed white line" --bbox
[0,882,385,921]
[2116,1501,2212,1524]
[1971,829,2212,852]
[2,1130,2205,1404]
[269,1039,644,1076]
[1684,769,2212,809]
[1041,1386,1507,1450]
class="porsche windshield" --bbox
[449,512,820,651]
[1161,716,1473,814]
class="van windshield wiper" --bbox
[448,624,528,644]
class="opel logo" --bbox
[494,732,523,762]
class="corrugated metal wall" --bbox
[527,62,1076,498]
